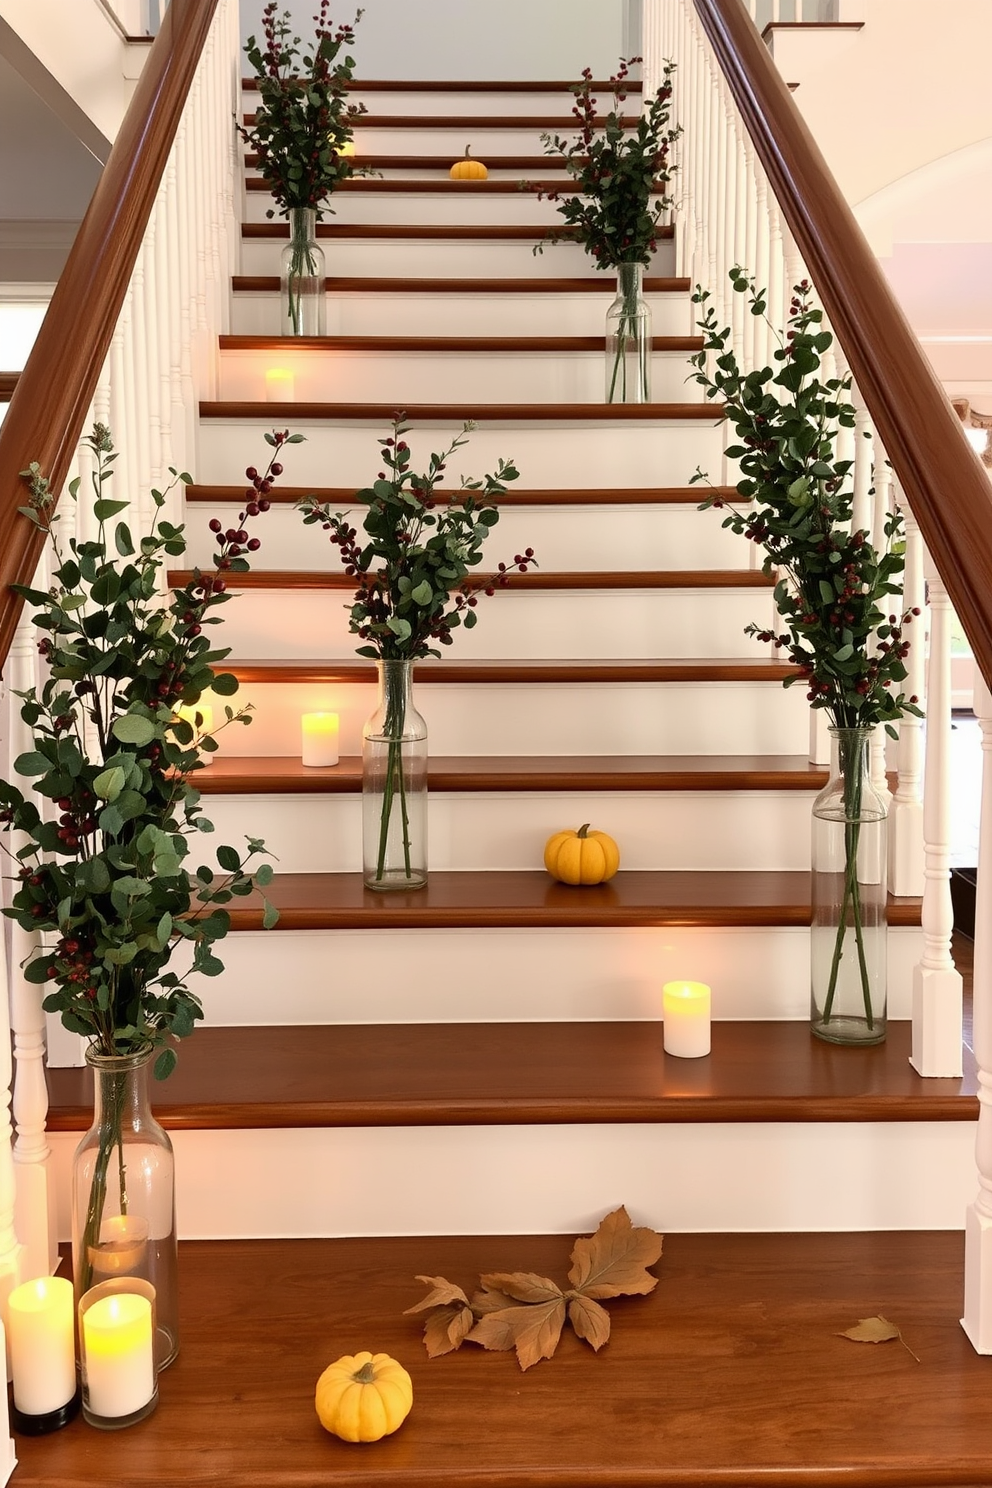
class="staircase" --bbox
[17,68,992,1486]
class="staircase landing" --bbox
[13,1230,990,1486]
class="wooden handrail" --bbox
[0,0,219,671]
[693,0,992,691]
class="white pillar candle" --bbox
[662,981,712,1059]
[90,1215,150,1281]
[81,1290,155,1421]
[265,367,295,402]
[8,1275,76,1418]
[302,712,339,767]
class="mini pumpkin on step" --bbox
[315,1351,413,1442]
[450,144,488,180]
[544,824,620,885]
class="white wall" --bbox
[239,0,626,81]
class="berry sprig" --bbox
[297,420,536,660]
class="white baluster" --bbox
[0,818,26,1370]
[963,669,992,1351]
[753,163,770,371]
[888,482,925,894]
[910,564,963,1076]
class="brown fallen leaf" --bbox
[567,1294,611,1351]
[567,1204,663,1298]
[468,1295,567,1371]
[406,1206,664,1368]
[838,1315,920,1363]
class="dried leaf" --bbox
[479,1271,563,1304]
[404,1275,471,1313]
[468,1296,567,1371]
[567,1294,611,1351]
[838,1315,920,1363]
[567,1204,663,1299]
[470,1285,514,1315]
[421,1302,475,1358]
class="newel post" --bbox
[963,670,992,1350]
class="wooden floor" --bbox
[13,1230,992,1486]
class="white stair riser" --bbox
[230,290,696,339]
[343,90,613,115]
[198,418,724,489]
[239,236,677,279]
[50,1116,974,1238]
[328,124,610,153]
[198,587,776,661]
[211,679,811,758]
[184,503,749,573]
[218,347,703,404]
[194,925,924,1025]
[198,790,817,873]
[245,189,570,227]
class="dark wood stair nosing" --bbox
[241,221,675,242]
[185,483,741,507]
[223,658,800,685]
[168,567,772,592]
[198,398,719,422]
[242,77,645,92]
[217,333,704,353]
[232,274,691,294]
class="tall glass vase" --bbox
[363,658,428,891]
[811,726,888,1045]
[280,207,325,336]
[71,1047,179,1371]
[605,261,652,403]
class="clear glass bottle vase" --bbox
[71,1047,179,1371]
[362,658,428,891]
[605,261,652,403]
[810,726,888,1045]
[280,207,325,336]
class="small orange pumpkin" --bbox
[544,824,620,885]
[449,145,488,181]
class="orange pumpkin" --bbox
[544,824,620,885]
[450,145,488,181]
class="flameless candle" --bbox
[265,367,295,402]
[8,1276,79,1432]
[176,703,213,751]
[302,711,339,767]
[662,980,711,1059]
[80,1287,156,1426]
[90,1215,150,1280]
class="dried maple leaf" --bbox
[838,1315,920,1363]
[567,1204,663,1298]
[468,1295,567,1371]
[470,1285,514,1315]
[567,1294,611,1351]
[404,1275,475,1357]
[479,1272,563,1304]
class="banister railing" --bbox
[0,0,221,672]
[646,0,992,1352]
[684,0,992,692]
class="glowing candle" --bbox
[338,139,356,157]
[89,1215,149,1280]
[302,711,339,767]
[8,1276,78,1428]
[265,367,295,402]
[81,1289,156,1423]
[662,981,711,1059]
[175,703,214,753]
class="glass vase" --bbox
[605,261,652,403]
[71,1047,179,1372]
[280,207,325,336]
[362,658,428,891]
[811,726,888,1045]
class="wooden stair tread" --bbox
[232,275,691,293]
[241,77,645,91]
[245,176,649,193]
[12,1230,990,1487]
[45,1019,966,1132]
[169,568,771,591]
[182,868,921,931]
[186,483,737,506]
[225,657,799,683]
[194,754,830,794]
[242,221,674,241]
[218,333,704,353]
[243,113,643,129]
[246,153,576,170]
[200,399,719,421]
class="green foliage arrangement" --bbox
[689,270,922,733]
[0,425,285,1080]
[238,0,366,220]
[537,58,680,269]
[297,419,536,659]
